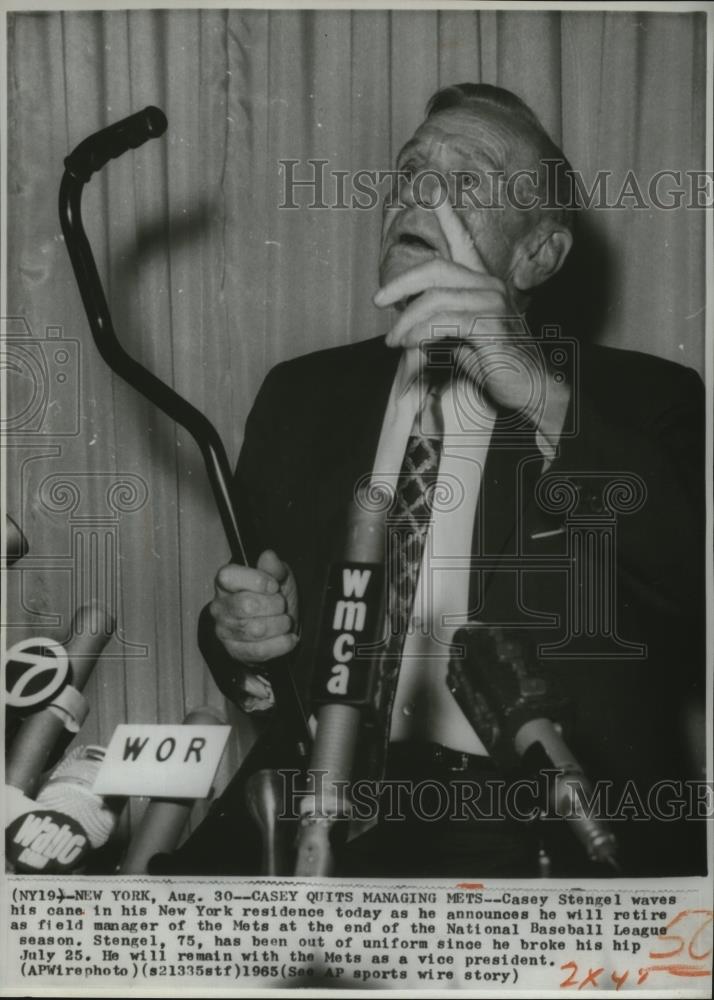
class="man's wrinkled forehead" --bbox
[397,105,531,174]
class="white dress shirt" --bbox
[371,349,555,755]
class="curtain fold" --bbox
[6,9,706,820]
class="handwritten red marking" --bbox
[454,883,485,890]
[689,910,713,961]
[610,970,628,991]
[577,967,603,989]
[637,963,711,985]
[650,909,713,962]
[560,911,713,990]
[559,961,579,988]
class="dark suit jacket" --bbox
[203,334,706,876]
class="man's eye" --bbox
[457,171,483,188]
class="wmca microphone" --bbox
[294,489,386,876]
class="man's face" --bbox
[379,106,537,290]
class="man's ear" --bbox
[510,221,573,293]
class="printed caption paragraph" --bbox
[3,879,712,991]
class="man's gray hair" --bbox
[426,82,577,231]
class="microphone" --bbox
[5,745,122,874]
[447,626,619,870]
[5,635,71,749]
[294,488,387,876]
[245,769,289,876]
[119,706,224,874]
[6,603,115,796]
[3,515,29,568]
[2,513,31,748]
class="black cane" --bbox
[58,107,311,762]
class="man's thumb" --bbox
[257,548,290,585]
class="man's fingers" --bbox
[395,311,468,352]
[211,590,285,621]
[375,259,498,308]
[215,612,293,642]
[221,632,299,665]
[395,311,506,353]
[215,562,280,596]
[386,288,505,347]
[432,195,488,273]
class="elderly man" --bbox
[188,84,704,878]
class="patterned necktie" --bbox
[385,384,445,650]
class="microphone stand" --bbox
[58,107,311,871]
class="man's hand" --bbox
[209,549,299,711]
[374,195,570,439]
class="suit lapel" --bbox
[311,338,400,543]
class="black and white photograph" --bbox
[1,0,712,994]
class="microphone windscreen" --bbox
[35,745,119,848]
[6,746,121,874]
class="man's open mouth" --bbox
[397,232,438,252]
